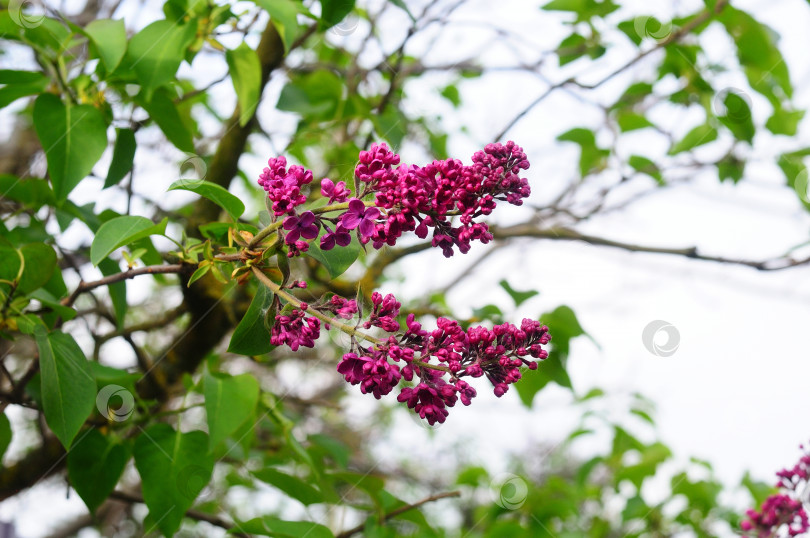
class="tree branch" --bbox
[61,264,186,307]
[336,490,461,538]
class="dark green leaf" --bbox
[204,371,260,450]
[226,42,262,126]
[33,93,108,201]
[498,279,539,306]
[0,175,54,209]
[0,70,49,109]
[90,216,168,266]
[252,0,305,52]
[228,284,275,355]
[168,179,245,220]
[133,424,213,537]
[716,91,754,143]
[277,70,344,120]
[306,230,361,278]
[35,329,96,448]
[557,127,609,176]
[320,0,355,30]
[104,128,136,188]
[0,412,10,462]
[98,258,127,329]
[68,429,131,514]
[16,243,57,294]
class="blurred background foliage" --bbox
[0,0,808,535]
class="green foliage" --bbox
[204,370,260,450]
[67,429,131,514]
[168,179,246,220]
[90,216,168,265]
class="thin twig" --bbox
[336,490,461,538]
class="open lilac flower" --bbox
[320,224,352,251]
[321,178,350,204]
[340,198,380,239]
[283,211,319,244]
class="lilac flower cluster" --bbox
[269,308,320,351]
[257,142,531,258]
[330,292,550,425]
[742,443,810,537]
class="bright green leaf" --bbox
[668,123,717,155]
[252,467,324,506]
[104,128,136,188]
[498,279,539,306]
[84,19,127,72]
[226,42,262,126]
[90,216,167,266]
[252,0,305,52]
[33,93,108,201]
[204,371,260,451]
[141,88,195,152]
[126,20,197,97]
[235,517,334,538]
[168,179,245,220]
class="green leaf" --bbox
[104,128,136,188]
[168,179,245,220]
[0,70,49,109]
[320,0,355,30]
[17,243,57,294]
[306,229,361,278]
[542,0,619,22]
[557,127,609,176]
[68,429,131,514]
[0,412,10,463]
[440,84,461,107]
[228,284,275,355]
[33,93,108,201]
[226,42,262,126]
[126,20,196,97]
[252,467,324,506]
[498,279,539,306]
[628,155,663,185]
[742,471,775,506]
[668,123,717,155]
[98,258,127,329]
[204,371,260,451]
[716,91,754,143]
[84,19,127,72]
[277,70,344,120]
[235,516,334,537]
[616,111,655,132]
[90,216,168,266]
[141,88,194,152]
[766,107,804,136]
[0,175,54,209]
[35,329,96,448]
[387,0,415,21]
[133,424,213,537]
[557,33,587,66]
[252,0,305,52]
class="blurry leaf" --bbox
[542,0,619,22]
[372,106,407,148]
[0,70,49,109]
[616,111,655,132]
[98,258,127,329]
[68,429,130,514]
[90,216,168,266]
[615,442,672,489]
[308,434,350,469]
[717,155,745,184]
[133,424,213,537]
[33,93,108,201]
[668,123,717,155]
[104,128,136,188]
[716,91,754,143]
[235,517,334,537]
[440,84,461,107]
[141,88,194,152]
[628,155,663,185]
[35,329,96,448]
[320,0,355,30]
[498,279,539,306]
[0,175,54,209]
[16,243,57,294]
[84,19,127,72]
[557,128,609,176]
[228,284,275,355]
[277,70,344,120]
[126,20,197,97]
[0,412,10,462]
[168,179,245,220]
[226,42,262,126]
[766,107,804,136]
[253,467,324,505]
[252,0,305,52]
[557,33,587,65]
[204,371,260,451]
[388,0,415,21]
[742,471,775,507]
